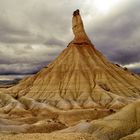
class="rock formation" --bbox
[58,100,140,140]
[0,10,140,139]
[7,10,140,111]
[72,9,90,42]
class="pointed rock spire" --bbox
[72,9,90,42]
[8,10,140,111]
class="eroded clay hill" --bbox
[0,9,140,140]
[8,10,140,110]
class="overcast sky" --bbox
[0,0,140,76]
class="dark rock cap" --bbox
[73,9,80,16]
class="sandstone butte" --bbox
[8,9,140,110]
[0,10,140,140]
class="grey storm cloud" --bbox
[0,0,140,75]
[86,0,140,72]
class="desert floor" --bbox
[0,133,94,140]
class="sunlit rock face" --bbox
[7,9,140,111]
[72,9,90,42]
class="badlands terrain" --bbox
[0,10,140,140]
